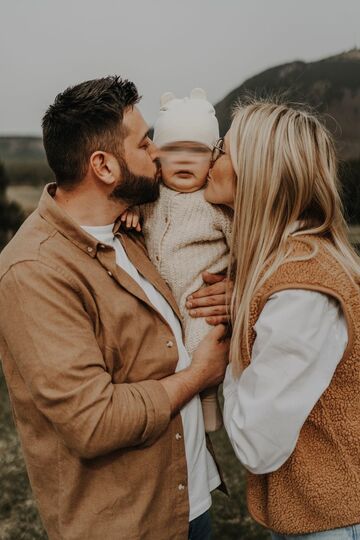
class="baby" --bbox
[123,89,232,431]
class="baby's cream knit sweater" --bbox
[141,184,233,357]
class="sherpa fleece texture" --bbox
[242,235,360,535]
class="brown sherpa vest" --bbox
[241,235,360,535]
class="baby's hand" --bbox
[120,207,142,232]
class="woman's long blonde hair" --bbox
[228,99,360,377]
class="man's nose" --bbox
[148,140,160,161]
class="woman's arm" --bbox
[223,289,348,474]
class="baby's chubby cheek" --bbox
[160,165,176,184]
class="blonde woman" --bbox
[201,101,360,539]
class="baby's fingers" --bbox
[132,214,139,227]
[126,212,134,228]
[132,213,142,231]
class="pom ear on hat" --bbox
[160,91,176,109]
[190,88,207,100]
[153,87,219,148]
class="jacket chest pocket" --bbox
[95,296,177,381]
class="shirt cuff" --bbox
[133,379,172,445]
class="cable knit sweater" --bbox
[141,184,233,357]
[242,235,360,535]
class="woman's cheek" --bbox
[204,178,219,203]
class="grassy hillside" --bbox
[0,369,45,540]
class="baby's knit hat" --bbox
[153,88,219,149]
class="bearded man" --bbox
[0,76,229,540]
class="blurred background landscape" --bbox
[0,0,360,538]
[1,48,359,249]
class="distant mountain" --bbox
[215,48,360,161]
[0,49,359,173]
[0,136,45,163]
[0,137,51,186]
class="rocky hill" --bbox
[215,48,360,161]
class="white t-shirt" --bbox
[82,224,221,521]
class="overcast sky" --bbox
[1,0,359,135]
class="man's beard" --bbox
[110,158,161,206]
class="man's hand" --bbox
[185,271,233,325]
[159,324,229,415]
[191,323,230,389]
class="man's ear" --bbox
[90,151,120,186]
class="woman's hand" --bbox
[185,271,233,325]
[120,207,142,232]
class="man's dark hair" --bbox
[42,76,140,189]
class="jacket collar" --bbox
[38,183,123,259]
[37,183,182,322]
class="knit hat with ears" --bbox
[153,88,219,149]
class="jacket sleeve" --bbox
[0,261,171,458]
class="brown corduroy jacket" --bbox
[0,183,220,540]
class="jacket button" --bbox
[87,246,93,253]
[166,340,174,348]
[175,433,182,440]
[178,483,185,491]
[108,271,113,276]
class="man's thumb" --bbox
[212,323,227,340]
